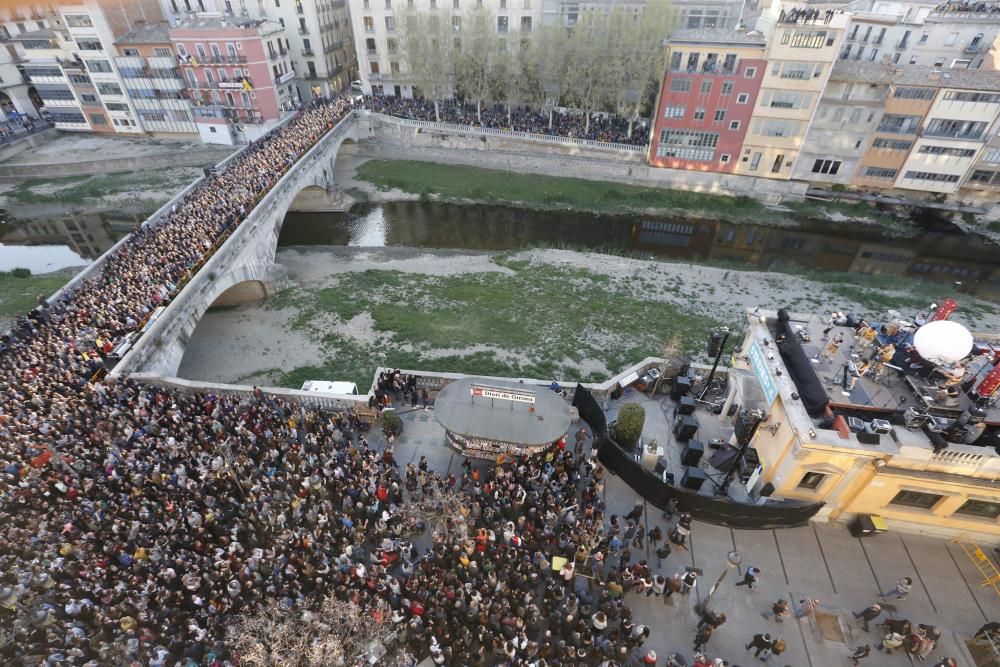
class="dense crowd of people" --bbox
[363,96,650,147]
[932,1,1000,13]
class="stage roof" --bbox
[435,377,572,447]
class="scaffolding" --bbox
[952,534,1000,597]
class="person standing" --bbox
[420,388,429,409]
[769,598,791,623]
[852,603,883,632]
[693,625,713,653]
[849,645,871,665]
[879,576,912,601]
[736,566,761,590]
[817,332,845,362]
[679,570,698,595]
[745,632,772,657]
[795,598,820,619]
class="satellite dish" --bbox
[913,320,973,364]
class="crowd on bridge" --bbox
[362,95,650,147]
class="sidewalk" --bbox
[387,406,1000,666]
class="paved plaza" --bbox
[387,402,1000,666]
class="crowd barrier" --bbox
[573,385,825,529]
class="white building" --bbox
[156,0,356,99]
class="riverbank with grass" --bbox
[177,246,1000,391]
[0,267,79,330]
[352,159,911,232]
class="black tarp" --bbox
[598,436,824,529]
[776,308,830,418]
[573,383,608,436]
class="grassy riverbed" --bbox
[0,269,75,328]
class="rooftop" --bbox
[10,28,57,40]
[830,61,1000,91]
[668,27,768,45]
[168,14,274,32]
[115,22,171,45]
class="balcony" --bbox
[896,39,908,49]
[268,50,280,60]
[302,48,315,56]
[367,47,377,55]
[964,44,983,54]
[873,36,884,45]
[299,27,310,35]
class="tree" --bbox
[614,0,674,139]
[395,477,468,543]
[454,7,496,122]
[532,23,570,129]
[563,11,614,134]
[493,36,542,125]
[614,402,646,451]
[230,596,413,667]
[399,10,455,121]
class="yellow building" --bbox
[733,10,848,179]
[730,309,1000,541]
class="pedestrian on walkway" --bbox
[679,570,698,595]
[767,598,791,623]
[698,610,726,631]
[879,576,913,601]
[664,573,682,604]
[421,388,429,409]
[876,631,904,654]
[745,632,772,657]
[795,597,820,619]
[626,499,644,523]
[849,644,872,665]
[852,603,882,632]
[694,625,713,652]
[735,565,761,590]
[648,525,664,549]
[662,497,679,521]
[761,637,786,663]
[655,541,672,567]
[649,574,666,597]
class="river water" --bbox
[279,202,1000,300]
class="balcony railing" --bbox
[964,44,983,53]
[896,39,908,49]
[302,48,315,56]
[299,27,309,34]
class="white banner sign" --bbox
[470,384,535,404]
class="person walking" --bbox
[768,598,791,623]
[852,603,883,632]
[626,500,644,523]
[879,576,913,601]
[679,570,698,596]
[693,625,713,653]
[795,598,820,619]
[877,631,904,654]
[745,632,772,657]
[849,645,872,665]
[736,566,761,590]
[420,388,429,409]
[762,637,786,663]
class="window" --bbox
[811,159,841,175]
[48,111,87,124]
[35,85,75,101]
[721,80,734,95]
[983,148,1000,164]
[122,48,139,56]
[863,166,897,179]
[890,490,943,509]
[96,82,122,95]
[497,16,508,33]
[919,33,928,44]
[227,43,238,58]
[713,109,726,122]
[370,61,379,74]
[385,16,396,31]
[196,44,207,60]
[943,91,1000,103]
[877,114,920,134]
[763,90,811,109]
[700,80,712,94]
[872,138,912,150]
[736,93,749,104]
[969,170,1000,185]
[65,14,94,27]
[390,61,400,74]
[366,38,377,54]
[105,102,129,111]
[894,86,935,100]
[918,145,976,158]
[925,118,987,140]
[453,0,459,7]
[749,152,761,171]
[954,499,1000,519]
[387,39,399,55]
[363,16,374,31]
[521,16,532,32]
[744,67,756,78]
[23,66,62,78]
[77,39,103,51]
[670,78,692,92]
[177,44,188,57]
[80,93,98,103]
[753,118,802,138]
[693,108,705,120]
[655,129,719,161]
[904,171,960,183]
[155,47,172,57]
[788,30,828,48]
[664,105,685,118]
[90,113,107,125]
[797,472,827,490]
[729,120,740,130]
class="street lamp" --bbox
[696,550,741,615]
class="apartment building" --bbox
[115,23,198,138]
[538,0,744,30]
[0,5,49,121]
[793,62,890,183]
[170,15,298,143]
[649,28,767,173]
[732,10,849,179]
[156,0,356,99]
[961,117,1000,190]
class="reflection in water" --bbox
[0,212,138,272]
[0,244,87,273]
[280,202,1000,300]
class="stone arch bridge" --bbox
[110,112,366,378]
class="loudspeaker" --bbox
[681,466,707,491]
[682,439,704,467]
[678,395,696,415]
[759,482,775,497]
[671,375,692,400]
[857,431,881,446]
[654,457,670,475]
[673,415,699,442]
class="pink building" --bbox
[649,29,767,174]
[169,15,299,144]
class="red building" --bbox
[649,29,767,174]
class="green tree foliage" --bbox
[399,9,455,120]
[615,402,646,451]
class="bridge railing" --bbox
[366,111,649,154]
[111,111,359,375]
[128,373,369,411]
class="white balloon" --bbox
[913,320,974,364]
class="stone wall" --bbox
[0,146,235,180]
[361,114,811,204]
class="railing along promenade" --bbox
[366,111,649,154]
